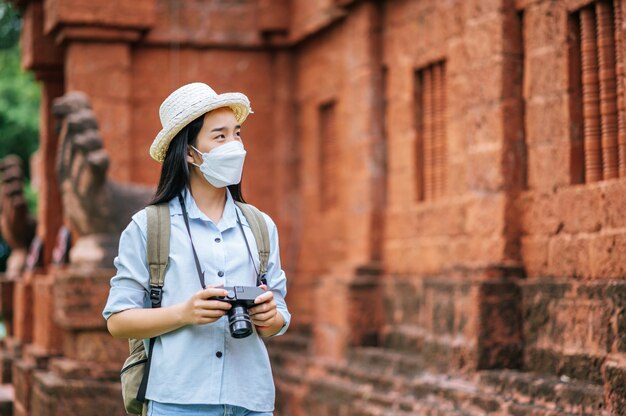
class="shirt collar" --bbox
[169,187,242,230]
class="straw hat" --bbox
[150,82,252,162]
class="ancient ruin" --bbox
[1,0,625,415]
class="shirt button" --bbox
[215,237,221,243]
[216,351,223,358]
[218,271,224,277]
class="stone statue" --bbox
[52,92,153,267]
[0,155,37,279]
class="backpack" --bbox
[120,200,270,415]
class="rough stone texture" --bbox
[30,371,125,416]
[603,357,626,415]
[12,359,34,416]
[11,276,33,345]
[31,275,63,356]
[43,0,156,34]
[519,280,626,389]
[52,267,128,373]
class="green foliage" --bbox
[0,2,41,180]
[0,2,20,49]
[23,178,37,215]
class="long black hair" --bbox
[149,114,246,205]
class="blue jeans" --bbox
[148,401,273,416]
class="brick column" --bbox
[64,42,133,183]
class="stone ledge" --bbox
[272,340,610,415]
[382,324,477,373]
[31,370,124,416]
[480,369,606,415]
[521,279,626,383]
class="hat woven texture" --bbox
[150,82,252,162]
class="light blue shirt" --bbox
[102,189,290,412]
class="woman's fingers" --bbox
[251,310,276,323]
[249,299,276,315]
[197,286,229,299]
[254,290,274,305]
[194,299,232,311]
[197,309,228,318]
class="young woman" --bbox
[103,82,290,416]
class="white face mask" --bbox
[190,141,247,188]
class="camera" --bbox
[211,286,265,338]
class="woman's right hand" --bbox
[180,284,232,325]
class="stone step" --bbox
[306,373,474,416]
[267,332,311,353]
[479,370,608,415]
[315,347,608,415]
[348,347,428,378]
[268,348,303,368]
[381,325,470,372]
[505,402,599,416]
[271,337,609,415]
[316,357,501,415]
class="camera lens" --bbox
[228,304,253,338]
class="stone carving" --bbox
[52,92,153,266]
[0,155,36,279]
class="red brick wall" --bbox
[384,0,523,277]
[520,0,626,280]
[144,0,263,47]
[518,0,626,385]
[293,3,384,339]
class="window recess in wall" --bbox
[569,0,626,183]
[319,100,338,210]
[414,61,447,201]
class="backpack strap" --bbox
[234,201,270,278]
[137,203,170,404]
[145,203,170,305]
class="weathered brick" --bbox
[554,185,603,234]
[519,191,561,235]
[44,0,156,33]
[521,235,550,277]
[20,2,63,71]
[603,358,626,415]
[523,0,568,54]
[32,276,63,355]
[526,141,570,191]
[525,94,570,144]
[589,233,626,279]
[465,193,506,236]
[466,147,505,192]
[602,180,626,230]
[13,279,33,344]
[547,234,591,278]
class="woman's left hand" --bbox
[249,284,279,329]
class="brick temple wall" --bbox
[10,0,626,415]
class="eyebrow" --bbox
[210,125,241,133]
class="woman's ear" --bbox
[186,145,198,165]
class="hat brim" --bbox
[150,92,252,163]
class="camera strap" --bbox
[234,208,264,286]
[178,192,261,289]
[178,193,207,289]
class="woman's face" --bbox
[188,107,241,161]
